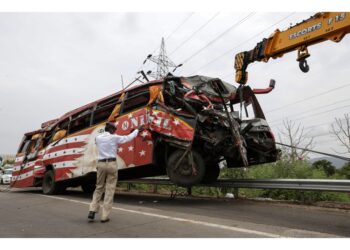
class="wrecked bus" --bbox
[11,75,278,194]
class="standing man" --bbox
[88,122,141,223]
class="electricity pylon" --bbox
[143,38,182,79]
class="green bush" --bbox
[338,162,350,179]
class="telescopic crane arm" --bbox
[234,12,350,85]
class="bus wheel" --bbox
[42,170,61,195]
[201,163,220,184]
[81,182,96,194]
[167,149,205,187]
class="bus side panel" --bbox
[43,130,93,182]
[75,125,103,176]
[115,108,154,169]
[11,154,38,188]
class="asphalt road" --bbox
[1,186,350,238]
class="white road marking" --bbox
[41,195,280,238]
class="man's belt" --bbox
[98,158,116,162]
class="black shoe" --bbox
[101,218,110,223]
[88,211,95,221]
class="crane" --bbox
[234,12,350,85]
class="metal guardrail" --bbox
[120,178,350,193]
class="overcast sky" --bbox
[0,12,349,158]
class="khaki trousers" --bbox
[89,161,118,220]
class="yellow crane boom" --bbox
[234,12,350,85]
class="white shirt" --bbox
[95,129,139,160]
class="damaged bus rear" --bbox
[11,75,278,194]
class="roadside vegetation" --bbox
[219,157,350,203]
[119,156,350,203]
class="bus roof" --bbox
[38,75,235,130]
[41,78,163,129]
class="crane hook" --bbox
[299,59,310,73]
[297,46,310,73]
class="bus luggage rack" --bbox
[120,178,350,193]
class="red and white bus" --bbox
[11,75,278,194]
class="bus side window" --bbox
[120,90,150,115]
[22,140,33,155]
[42,130,55,148]
[92,96,120,125]
[50,119,69,143]
[69,108,93,134]
[163,79,185,109]
[17,136,29,154]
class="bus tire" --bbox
[167,149,205,187]
[81,181,96,194]
[42,170,61,195]
[201,163,220,184]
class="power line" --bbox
[268,98,350,124]
[269,120,344,136]
[148,12,195,57]
[303,121,334,130]
[312,138,349,149]
[165,12,195,41]
[169,12,220,56]
[270,103,350,126]
[180,12,256,65]
[276,142,350,161]
[313,139,337,145]
[191,12,296,74]
[270,119,329,131]
[221,71,234,81]
[304,132,333,139]
[302,117,348,130]
[265,83,350,113]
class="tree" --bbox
[338,162,350,179]
[312,160,336,177]
[278,119,314,162]
[330,114,350,154]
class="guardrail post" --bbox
[234,188,239,199]
[153,184,158,193]
[187,187,192,196]
[300,191,305,204]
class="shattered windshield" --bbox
[232,101,255,120]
